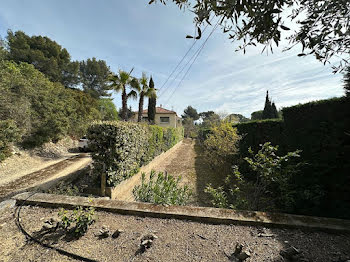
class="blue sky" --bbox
[0,0,345,117]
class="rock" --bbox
[112,229,123,239]
[97,225,110,239]
[280,246,300,259]
[230,243,251,261]
[139,233,158,252]
[236,250,251,261]
[258,233,274,238]
[141,233,158,241]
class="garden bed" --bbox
[1,203,349,262]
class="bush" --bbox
[88,121,149,186]
[0,60,101,149]
[58,206,96,237]
[87,121,184,187]
[205,142,302,212]
[0,120,20,161]
[202,121,241,168]
[234,97,350,218]
[133,171,192,205]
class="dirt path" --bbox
[147,139,227,206]
[0,154,91,202]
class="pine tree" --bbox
[148,77,156,124]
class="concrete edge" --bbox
[107,140,184,200]
[12,192,350,233]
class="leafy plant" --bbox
[58,206,96,237]
[206,142,301,211]
[133,170,192,205]
[202,121,241,167]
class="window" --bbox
[160,117,170,123]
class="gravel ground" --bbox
[0,205,349,262]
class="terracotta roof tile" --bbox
[142,107,177,114]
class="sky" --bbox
[0,0,345,117]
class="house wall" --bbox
[143,113,177,128]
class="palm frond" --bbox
[145,87,157,99]
[130,77,141,92]
[127,90,138,100]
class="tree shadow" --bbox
[193,140,231,207]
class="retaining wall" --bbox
[13,192,350,233]
[106,140,183,200]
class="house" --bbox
[132,105,182,128]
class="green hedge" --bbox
[235,97,350,219]
[87,122,184,186]
[235,119,285,156]
[0,120,20,161]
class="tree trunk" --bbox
[122,87,127,121]
[138,92,144,122]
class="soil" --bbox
[138,138,229,206]
[0,205,349,262]
[0,137,79,187]
[0,154,90,202]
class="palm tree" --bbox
[131,73,157,122]
[109,69,138,120]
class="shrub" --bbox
[203,121,241,167]
[205,142,302,212]
[133,171,192,205]
[88,121,149,186]
[0,120,20,161]
[87,121,184,187]
[58,206,96,237]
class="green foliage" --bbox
[152,0,349,72]
[343,66,350,97]
[204,185,228,209]
[262,91,278,119]
[88,121,149,186]
[109,70,138,121]
[98,98,119,121]
[133,171,192,205]
[235,119,285,156]
[79,57,112,99]
[203,121,240,167]
[147,77,157,123]
[6,30,79,88]
[0,59,101,150]
[58,206,96,237]
[206,143,301,211]
[182,105,199,121]
[87,121,183,187]
[251,110,263,120]
[235,97,350,218]
[0,120,20,161]
[182,117,198,138]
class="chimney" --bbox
[160,104,163,108]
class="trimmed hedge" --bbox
[235,119,285,156]
[87,121,183,186]
[234,96,350,219]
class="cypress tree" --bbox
[271,102,278,118]
[148,77,156,124]
[262,91,273,119]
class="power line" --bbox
[158,18,213,94]
[163,19,220,107]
